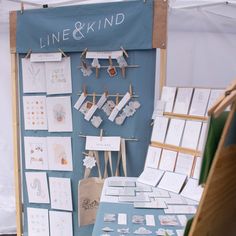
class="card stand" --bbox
[163,112,208,122]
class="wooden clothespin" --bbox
[82,60,87,70]
[121,66,126,78]
[116,93,119,105]
[208,80,236,118]
[107,56,117,77]
[25,49,32,59]
[58,48,68,58]
[92,92,96,105]
[20,2,24,14]
[80,48,88,58]
[100,129,103,141]
[95,66,99,79]
[129,84,133,96]
[120,46,129,58]
[105,89,109,98]
[83,84,87,96]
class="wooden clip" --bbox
[80,48,88,58]
[100,129,103,141]
[20,2,24,14]
[121,67,126,78]
[92,92,96,105]
[129,84,133,96]
[58,48,68,57]
[82,60,87,69]
[120,46,129,58]
[108,56,113,66]
[95,66,99,78]
[105,89,109,97]
[83,84,87,96]
[25,49,32,59]
[116,93,119,105]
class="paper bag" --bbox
[78,177,104,226]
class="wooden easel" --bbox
[9,1,168,235]
[189,80,236,236]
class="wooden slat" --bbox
[164,112,208,121]
[159,49,167,94]
[11,53,23,236]
[152,0,168,49]
[9,11,17,54]
[151,141,202,156]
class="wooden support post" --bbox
[159,49,167,94]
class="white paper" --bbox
[84,104,98,121]
[197,122,208,152]
[27,208,49,236]
[175,153,194,176]
[189,88,211,116]
[108,107,120,122]
[74,93,87,110]
[148,188,170,198]
[163,196,186,205]
[49,177,73,211]
[47,137,73,171]
[135,186,152,192]
[193,157,202,179]
[134,199,167,209]
[45,57,72,95]
[118,195,150,202]
[97,93,108,109]
[30,52,62,62]
[105,188,121,196]
[85,136,121,151]
[22,58,46,93]
[118,213,127,225]
[159,149,177,172]
[164,205,196,214]
[25,172,50,203]
[181,121,202,149]
[23,96,48,130]
[176,229,185,236]
[46,96,73,132]
[177,215,188,226]
[137,168,164,187]
[206,89,224,114]
[146,215,155,226]
[151,116,169,143]
[117,92,131,111]
[181,178,204,202]
[119,188,135,196]
[160,86,177,112]
[24,137,48,170]
[165,119,185,146]
[144,146,162,169]
[173,88,193,114]
[49,211,73,236]
[158,172,187,194]
[86,51,123,59]
[108,180,136,187]
[152,100,166,119]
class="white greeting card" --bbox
[173,88,193,114]
[175,153,194,176]
[23,96,48,130]
[158,172,187,194]
[86,51,123,59]
[197,122,208,152]
[74,92,87,110]
[164,205,197,214]
[189,88,211,116]
[117,92,131,111]
[25,172,50,204]
[84,104,98,121]
[181,178,203,202]
[165,119,185,146]
[27,208,49,236]
[30,52,62,62]
[97,93,108,109]
[137,168,164,187]
[49,177,73,211]
[22,58,46,93]
[85,136,121,151]
[144,146,162,169]
[193,157,202,179]
[159,149,177,172]
[24,136,48,170]
[46,96,73,132]
[152,100,166,119]
[151,116,169,143]
[206,89,224,114]
[47,137,73,171]
[134,199,167,209]
[49,211,73,236]
[181,121,202,150]
[160,86,177,112]
[45,57,72,95]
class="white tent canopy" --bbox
[0,0,235,233]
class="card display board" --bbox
[10,1,169,235]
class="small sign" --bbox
[30,52,62,62]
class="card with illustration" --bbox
[49,177,73,211]
[23,96,48,130]
[49,211,73,236]
[27,207,49,236]
[45,57,72,95]
[25,172,50,204]
[158,215,179,226]
[24,136,48,170]
[22,58,46,93]
[47,137,73,171]
[46,96,73,132]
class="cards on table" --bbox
[137,168,164,187]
